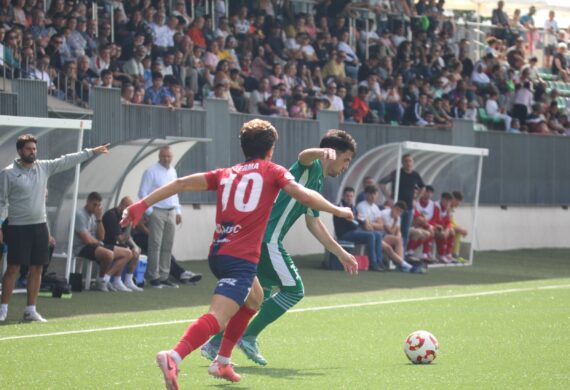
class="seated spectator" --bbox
[102,196,144,291]
[526,103,548,133]
[324,81,344,122]
[228,68,248,112]
[508,118,522,134]
[209,81,237,112]
[322,49,352,85]
[431,97,453,128]
[90,44,111,77]
[485,90,512,130]
[379,201,423,272]
[249,77,271,115]
[451,98,468,119]
[121,82,135,104]
[122,45,147,85]
[187,16,206,48]
[73,192,133,292]
[403,93,429,126]
[337,30,360,79]
[132,86,145,104]
[289,93,312,119]
[251,45,272,80]
[144,72,170,106]
[100,69,114,88]
[333,186,385,272]
[357,186,411,272]
[265,83,288,117]
[546,101,566,135]
[351,85,373,124]
[551,42,569,82]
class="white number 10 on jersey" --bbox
[220,172,263,212]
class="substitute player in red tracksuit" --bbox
[121,119,357,389]
[431,192,455,263]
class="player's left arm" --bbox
[298,148,336,167]
[305,214,358,275]
[121,173,209,227]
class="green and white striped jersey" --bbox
[263,159,324,244]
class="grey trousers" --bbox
[147,208,176,281]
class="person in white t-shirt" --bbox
[325,82,345,122]
[357,188,423,273]
[544,11,559,68]
[486,90,512,130]
[378,201,420,272]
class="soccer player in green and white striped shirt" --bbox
[201,129,359,366]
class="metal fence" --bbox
[3,85,568,207]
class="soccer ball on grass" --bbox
[403,330,439,364]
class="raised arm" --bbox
[298,147,336,167]
[305,214,358,274]
[282,181,353,220]
[121,173,209,227]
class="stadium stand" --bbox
[0,0,566,135]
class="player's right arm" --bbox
[122,173,209,227]
[298,148,336,167]
[282,181,353,219]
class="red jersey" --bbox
[431,201,452,229]
[205,159,294,263]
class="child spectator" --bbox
[351,85,372,124]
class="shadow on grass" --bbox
[236,365,331,379]
[4,249,569,321]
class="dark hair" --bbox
[343,186,355,194]
[239,119,278,160]
[441,192,453,200]
[319,129,357,154]
[87,192,102,202]
[357,85,369,94]
[364,185,378,194]
[100,69,112,78]
[402,153,412,162]
[452,191,463,201]
[152,71,163,80]
[394,200,407,210]
[425,185,435,193]
[16,134,38,150]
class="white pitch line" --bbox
[0,283,568,342]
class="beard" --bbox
[20,154,36,163]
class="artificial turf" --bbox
[0,249,569,389]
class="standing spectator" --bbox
[333,186,385,272]
[491,1,510,41]
[0,135,109,322]
[74,192,133,292]
[512,82,533,125]
[543,11,558,69]
[379,153,425,251]
[102,196,144,291]
[138,146,182,288]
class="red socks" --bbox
[173,313,221,360]
[219,306,257,358]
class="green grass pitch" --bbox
[1,249,569,389]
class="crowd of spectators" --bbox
[0,0,569,133]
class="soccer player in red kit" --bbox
[432,192,455,263]
[120,119,355,389]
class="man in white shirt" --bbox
[544,11,558,68]
[138,146,182,288]
[486,90,512,130]
[357,187,423,273]
[325,82,345,122]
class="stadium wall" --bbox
[171,205,570,261]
